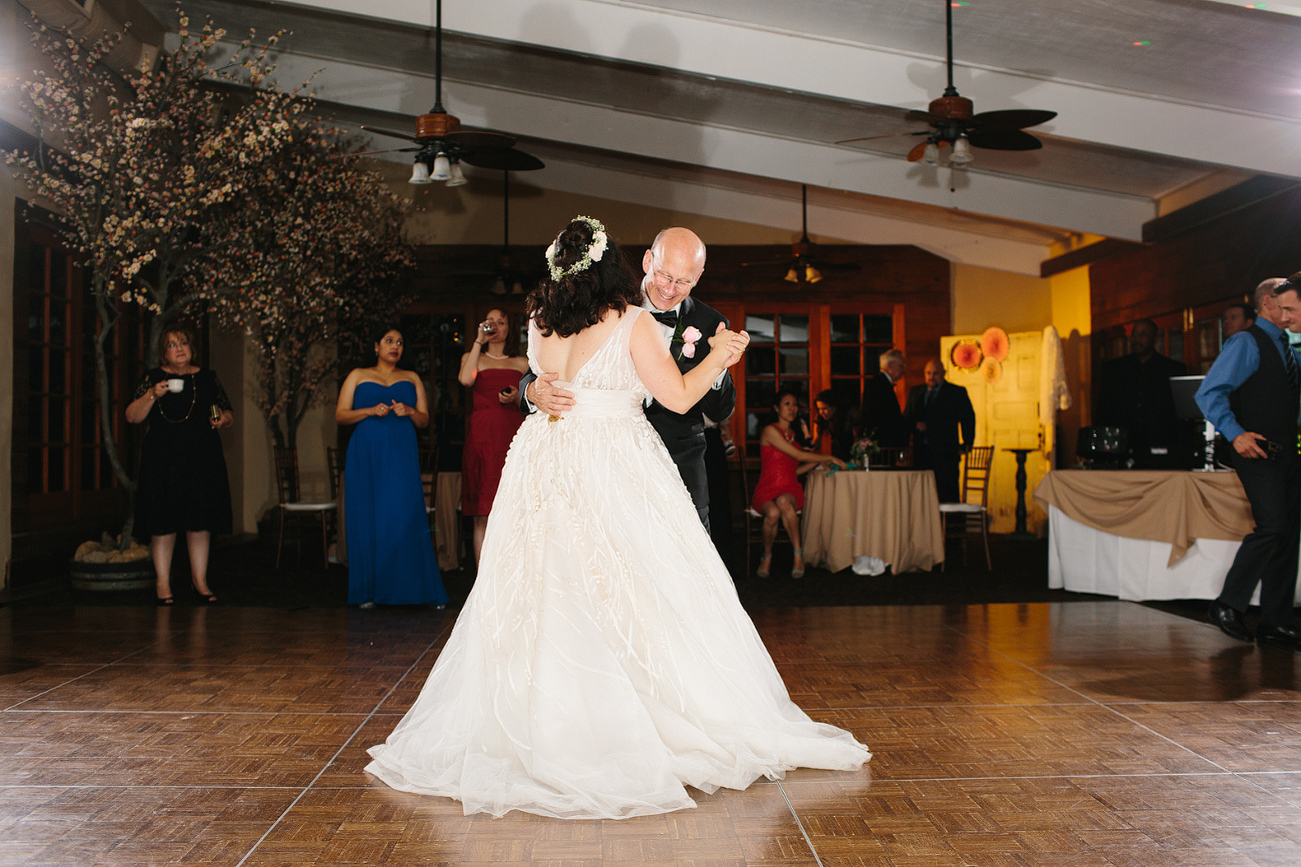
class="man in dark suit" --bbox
[905,358,976,503]
[861,349,908,449]
[1096,319,1188,468]
[523,227,736,529]
[1196,276,1301,651]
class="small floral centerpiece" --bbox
[850,434,881,467]
[672,324,703,360]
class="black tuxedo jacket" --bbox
[904,381,976,465]
[642,297,736,443]
[861,373,907,448]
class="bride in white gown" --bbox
[365,216,870,819]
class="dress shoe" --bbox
[1209,601,1254,642]
[1257,625,1301,651]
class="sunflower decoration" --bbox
[950,338,983,371]
[980,326,1010,362]
[980,357,1003,384]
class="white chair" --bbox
[273,448,337,569]
[938,445,993,570]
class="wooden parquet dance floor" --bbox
[5,600,1301,866]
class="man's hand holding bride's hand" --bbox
[708,323,750,367]
[529,372,576,417]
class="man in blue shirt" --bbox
[1196,277,1301,650]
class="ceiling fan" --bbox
[361,0,544,185]
[838,0,1057,167]
[740,185,862,283]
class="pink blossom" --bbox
[682,325,702,344]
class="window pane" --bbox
[828,379,862,407]
[48,447,66,491]
[776,314,809,344]
[49,305,67,346]
[400,314,434,345]
[49,254,67,298]
[746,346,776,377]
[27,448,43,494]
[780,345,808,375]
[745,314,776,343]
[48,399,67,444]
[747,379,776,412]
[81,402,97,444]
[100,453,116,488]
[27,311,43,341]
[863,315,893,344]
[829,345,861,377]
[49,349,67,393]
[1168,330,1184,361]
[28,346,45,392]
[28,244,45,290]
[81,446,97,490]
[829,314,859,343]
[408,347,432,377]
[28,398,44,442]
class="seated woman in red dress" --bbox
[752,388,845,579]
[458,308,529,566]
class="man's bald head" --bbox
[643,227,707,311]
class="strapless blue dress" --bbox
[344,381,448,606]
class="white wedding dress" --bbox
[365,308,870,819]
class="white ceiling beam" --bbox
[279,0,1301,179]
[261,48,1156,240]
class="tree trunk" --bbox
[93,286,136,549]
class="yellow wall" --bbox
[947,263,1093,535]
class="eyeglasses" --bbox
[651,254,698,290]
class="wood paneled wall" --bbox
[1090,186,1301,332]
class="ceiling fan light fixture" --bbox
[431,153,452,181]
[923,142,941,165]
[950,136,973,166]
[490,276,507,295]
[445,160,468,186]
[409,160,432,185]
[805,264,823,283]
[784,267,800,283]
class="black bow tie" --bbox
[650,309,679,328]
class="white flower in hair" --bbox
[545,216,609,281]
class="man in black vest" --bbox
[1196,276,1301,650]
[905,359,977,503]
[522,227,737,529]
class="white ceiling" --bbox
[133,0,1301,275]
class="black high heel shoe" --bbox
[156,595,175,606]
[191,582,218,604]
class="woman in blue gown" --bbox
[335,325,449,608]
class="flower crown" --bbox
[545,216,608,281]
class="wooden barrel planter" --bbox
[68,558,155,591]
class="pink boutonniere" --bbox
[676,325,702,359]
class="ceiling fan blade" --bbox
[445,130,518,149]
[359,124,418,142]
[813,261,862,271]
[835,130,928,145]
[462,149,545,171]
[906,140,929,162]
[347,147,419,158]
[969,109,1057,129]
[904,110,942,125]
[966,127,1044,151]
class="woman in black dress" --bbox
[125,327,233,605]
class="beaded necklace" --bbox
[158,371,197,424]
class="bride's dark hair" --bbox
[527,217,641,337]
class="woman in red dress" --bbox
[752,388,845,578]
[458,308,529,566]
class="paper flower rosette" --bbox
[980,326,1010,362]
[950,339,983,371]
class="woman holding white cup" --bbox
[126,326,234,605]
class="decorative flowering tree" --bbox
[3,11,352,542]
[201,127,415,451]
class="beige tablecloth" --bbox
[801,469,945,574]
[1033,470,1253,566]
